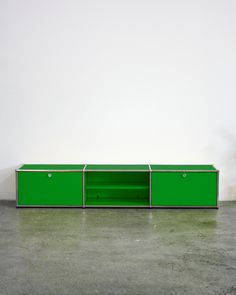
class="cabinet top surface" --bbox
[18,164,85,171]
[17,164,217,171]
[150,165,217,171]
[85,165,150,171]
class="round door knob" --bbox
[48,173,52,178]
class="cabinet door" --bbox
[151,172,217,207]
[18,172,83,206]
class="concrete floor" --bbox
[0,202,236,295]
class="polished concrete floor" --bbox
[0,201,236,295]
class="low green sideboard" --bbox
[16,164,219,208]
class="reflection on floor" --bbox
[0,201,235,295]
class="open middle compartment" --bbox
[84,171,150,207]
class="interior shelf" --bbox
[85,195,149,206]
[86,184,149,190]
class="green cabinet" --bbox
[17,165,84,207]
[151,165,218,208]
[16,164,219,208]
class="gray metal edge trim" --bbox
[151,170,219,172]
[148,165,152,208]
[84,205,150,208]
[16,169,84,172]
[82,165,87,208]
[217,170,219,208]
[150,163,218,168]
[84,170,150,172]
[16,205,84,208]
[15,170,18,207]
[16,205,217,209]
[152,206,218,209]
[16,169,218,172]
[15,164,24,171]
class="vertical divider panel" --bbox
[149,165,152,208]
[217,171,219,208]
[83,164,87,208]
[15,170,18,208]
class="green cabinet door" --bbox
[151,172,218,207]
[17,172,83,206]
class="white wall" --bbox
[0,0,236,200]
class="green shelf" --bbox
[85,197,149,206]
[86,185,149,190]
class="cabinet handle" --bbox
[48,173,52,178]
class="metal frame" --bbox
[16,169,85,172]
[84,170,150,172]
[15,164,24,208]
[15,164,219,209]
[151,206,218,209]
[151,170,219,172]
[85,205,149,209]
[148,164,152,208]
[82,164,87,208]
[216,170,220,209]
[17,205,83,209]
[15,170,18,208]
